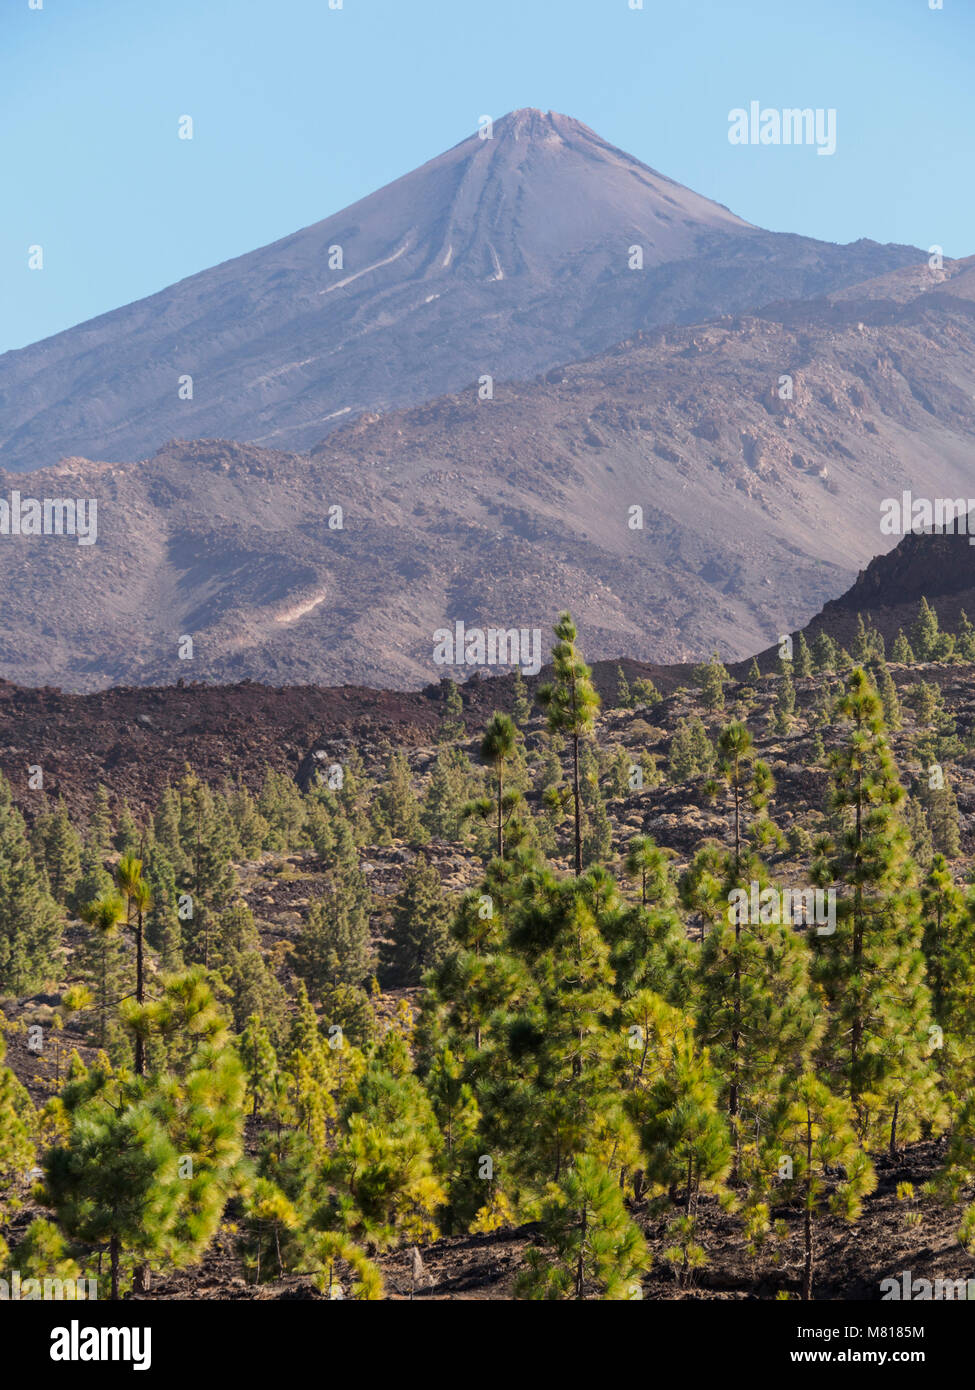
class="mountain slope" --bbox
[0,109,924,472]
[4,267,975,692]
[793,525,975,659]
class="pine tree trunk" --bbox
[851,767,864,1103]
[572,732,582,876]
[730,923,742,1178]
[890,1100,899,1156]
[734,771,741,871]
[575,1204,587,1299]
[729,767,743,1176]
[196,806,207,968]
[135,906,145,1077]
[110,1235,120,1301]
[803,1109,814,1301]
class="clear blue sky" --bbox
[2,0,970,352]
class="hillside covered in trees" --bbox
[3,604,975,1301]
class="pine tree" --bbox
[6,1217,87,1292]
[537,614,600,876]
[632,676,661,706]
[916,859,975,1107]
[578,745,612,869]
[373,751,427,845]
[42,1067,180,1300]
[679,845,729,942]
[206,899,287,1038]
[694,651,728,712]
[794,633,812,678]
[116,854,151,1076]
[615,666,633,709]
[716,722,772,871]
[71,846,113,920]
[257,768,307,851]
[88,785,113,859]
[438,678,466,744]
[0,1028,34,1225]
[30,802,81,906]
[423,746,475,842]
[0,775,62,995]
[113,802,141,855]
[697,724,809,1164]
[517,1154,649,1300]
[668,717,715,782]
[153,785,189,878]
[321,1028,446,1250]
[812,669,939,1145]
[144,844,183,971]
[891,629,915,664]
[78,892,128,1054]
[878,661,901,730]
[44,975,244,1297]
[176,772,238,967]
[912,597,947,663]
[240,1013,279,1119]
[425,1044,481,1231]
[293,876,373,998]
[697,850,820,1171]
[908,679,940,727]
[505,877,631,1189]
[228,784,270,857]
[511,668,532,728]
[956,610,975,661]
[624,835,670,908]
[919,771,962,859]
[385,856,453,984]
[634,1027,732,1288]
[479,712,518,860]
[930,1092,975,1254]
[903,794,934,869]
[851,614,872,663]
[811,631,839,673]
[764,1075,876,1300]
[920,855,968,1025]
[774,670,796,733]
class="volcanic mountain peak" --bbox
[0,111,925,471]
[477,107,752,227]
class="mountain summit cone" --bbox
[0,109,921,470]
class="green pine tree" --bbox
[794,633,812,678]
[694,651,728,712]
[373,752,428,845]
[811,631,839,674]
[537,614,600,876]
[811,669,940,1146]
[385,856,453,984]
[30,802,82,906]
[891,629,915,664]
[517,1154,649,1300]
[763,1074,876,1300]
[0,775,62,995]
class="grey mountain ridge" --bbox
[0,109,925,472]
